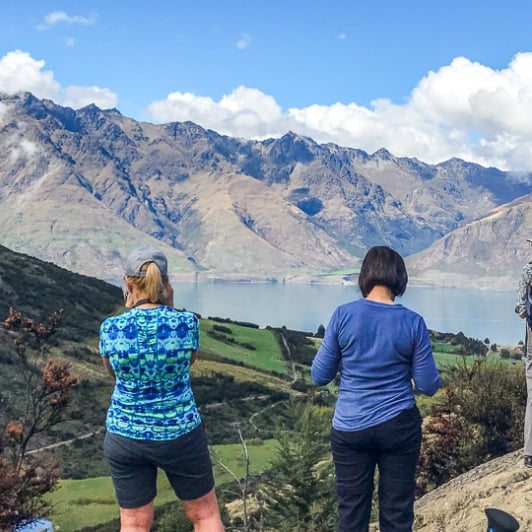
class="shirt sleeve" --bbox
[515,263,532,315]
[411,316,441,396]
[99,319,111,358]
[192,314,200,351]
[311,308,341,386]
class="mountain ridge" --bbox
[0,91,531,288]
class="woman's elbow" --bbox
[417,377,441,397]
[311,366,331,386]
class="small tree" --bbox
[214,426,262,532]
[0,308,78,530]
[500,348,511,359]
[261,403,337,531]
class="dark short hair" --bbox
[358,246,408,298]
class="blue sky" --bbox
[2,0,532,173]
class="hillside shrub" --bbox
[206,329,257,351]
[500,348,511,359]
[0,308,78,529]
[270,326,317,366]
[418,358,526,495]
[212,324,233,334]
[208,316,260,329]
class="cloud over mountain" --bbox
[4,50,532,171]
[0,51,118,110]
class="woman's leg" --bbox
[104,432,157,530]
[182,488,224,531]
[331,427,377,532]
[119,501,154,532]
[376,407,422,532]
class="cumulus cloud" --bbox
[145,52,532,171]
[37,11,96,30]
[0,50,118,109]
[148,86,287,138]
[236,33,251,50]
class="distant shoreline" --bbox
[134,272,517,292]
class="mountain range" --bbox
[0,91,530,289]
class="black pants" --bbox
[331,406,422,532]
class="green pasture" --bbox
[432,349,521,369]
[199,319,288,374]
[191,359,292,392]
[47,439,279,531]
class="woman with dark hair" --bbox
[99,247,224,532]
[311,246,440,532]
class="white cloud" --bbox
[145,52,532,171]
[338,33,347,40]
[37,11,96,30]
[7,133,42,165]
[236,33,251,50]
[0,50,118,110]
[148,86,286,139]
[0,51,59,99]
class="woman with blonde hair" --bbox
[100,247,223,531]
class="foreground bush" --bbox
[418,358,526,494]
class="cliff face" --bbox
[0,92,531,287]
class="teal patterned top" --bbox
[99,306,201,441]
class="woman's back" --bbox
[311,298,439,432]
[99,306,201,440]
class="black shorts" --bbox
[103,423,215,509]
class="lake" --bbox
[171,282,526,346]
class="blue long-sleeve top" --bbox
[311,299,441,432]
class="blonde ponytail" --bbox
[127,261,165,303]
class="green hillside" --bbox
[0,243,521,532]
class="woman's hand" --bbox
[124,291,134,310]
[191,350,200,365]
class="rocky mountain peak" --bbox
[0,92,530,288]
[371,147,394,160]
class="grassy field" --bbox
[200,319,288,374]
[432,348,520,368]
[191,358,292,392]
[47,439,280,531]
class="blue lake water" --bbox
[171,283,525,346]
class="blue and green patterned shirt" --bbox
[99,306,201,441]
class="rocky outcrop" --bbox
[412,449,531,531]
